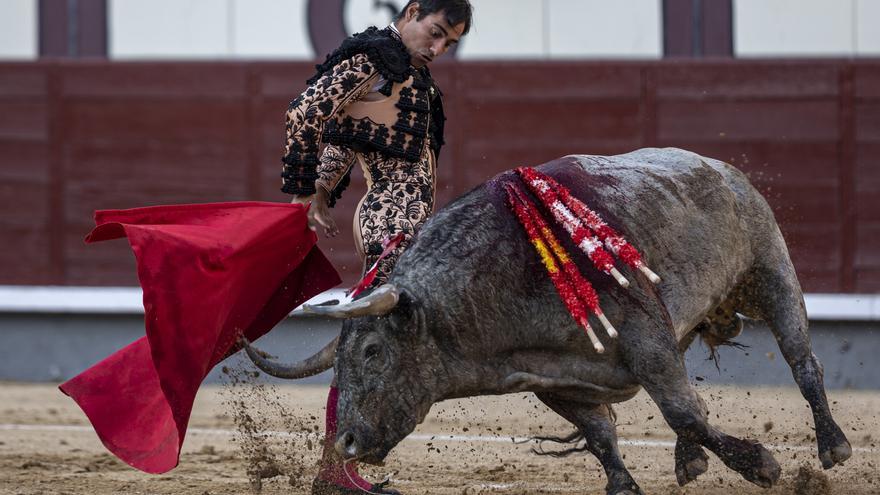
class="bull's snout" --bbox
[335,430,361,459]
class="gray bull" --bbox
[246,148,852,494]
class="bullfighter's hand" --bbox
[309,187,339,237]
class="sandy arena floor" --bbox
[1,373,878,495]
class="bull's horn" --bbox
[240,336,337,379]
[302,284,399,318]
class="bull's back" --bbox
[397,147,772,349]
[543,148,765,337]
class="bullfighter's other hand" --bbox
[309,187,339,238]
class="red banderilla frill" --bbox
[347,233,405,298]
[514,167,628,287]
[515,167,661,285]
[504,183,615,353]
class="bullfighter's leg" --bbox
[312,235,407,494]
[535,395,643,495]
[744,257,852,469]
[619,309,781,488]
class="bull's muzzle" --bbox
[335,429,362,460]
[334,428,390,464]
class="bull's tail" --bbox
[524,430,590,458]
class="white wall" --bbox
[0,0,38,60]
[547,0,662,58]
[457,0,545,59]
[110,0,231,59]
[99,0,880,60]
[857,0,880,55]
[231,0,311,59]
[735,0,865,57]
[459,0,662,59]
[109,0,663,60]
[111,0,311,59]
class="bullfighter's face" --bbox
[396,5,465,68]
[332,299,435,463]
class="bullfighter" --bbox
[279,1,473,493]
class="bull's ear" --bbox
[396,288,417,312]
[389,288,422,333]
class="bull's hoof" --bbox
[739,444,781,488]
[674,440,709,486]
[311,478,402,495]
[716,436,781,488]
[606,487,644,495]
[818,425,852,469]
[605,474,644,495]
[676,455,709,486]
[819,440,852,470]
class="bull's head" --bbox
[242,283,443,464]
[333,285,440,463]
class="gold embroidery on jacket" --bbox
[282,54,378,195]
[281,54,435,198]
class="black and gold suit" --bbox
[281,26,445,286]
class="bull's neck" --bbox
[422,334,517,402]
[420,306,555,401]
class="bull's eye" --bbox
[364,343,380,361]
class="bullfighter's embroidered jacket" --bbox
[281,26,446,206]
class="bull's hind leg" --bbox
[620,310,781,487]
[535,395,643,495]
[743,255,852,469]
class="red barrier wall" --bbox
[1,60,877,292]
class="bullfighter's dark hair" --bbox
[394,0,474,35]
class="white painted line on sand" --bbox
[1,423,876,454]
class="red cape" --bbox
[59,201,341,474]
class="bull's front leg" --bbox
[674,438,709,485]
[673,393,710,486]
[535,395,643,495]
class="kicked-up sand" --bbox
[0,373,878,494]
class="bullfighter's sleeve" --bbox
[281,53,378,196]
[315,144,358,207]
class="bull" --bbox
[245,148,852,494]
